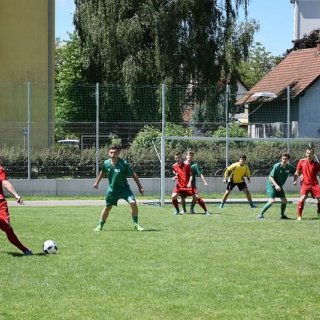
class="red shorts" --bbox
[0,200,10,224]
[173,187,197,197]
[300,184,320,198]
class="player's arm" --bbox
[93,170,104,189]
[245,165,251,183]
[293,169,301,185]
[132,172,144,195]
[200,173,208,187]
[224,164,234,183]
[269,175,280,191]
[2,180,23,204]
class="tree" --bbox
[73,0,257,123]
[290,28,320,52]
[238,42,280,88]
[55,33,88,140]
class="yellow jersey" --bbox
[224,162,250,183]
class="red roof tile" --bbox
[237,46,320,105]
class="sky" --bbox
[55,0,294,56]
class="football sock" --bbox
[172,199,179,211]
[0,221,28,253]
[190,200,196,210]
[197,198,207,211]
[98,220,106,228]
[317,203,320,214]
[259,202,273,216]
[280,203,287,216]
[297,201,304,217]
[132,216,138,224]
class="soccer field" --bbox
[1,203,320,319]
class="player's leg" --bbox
[94,206,112,231]
[194,193,210,215]
[129,201,144,231]
[296,194,307,221]
[0,203,32,255]
[257,198,275,219]
[171,192,180,214]
[180,195,187,214]
[0,219,31,254]
[190,197,196,214]
[219,184,233,208]
[242,186,256,208]
[279,197,289,219]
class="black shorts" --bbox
[226,181,247,191]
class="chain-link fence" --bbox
[1,83,320,181]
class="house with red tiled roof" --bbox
[236,45,320,138]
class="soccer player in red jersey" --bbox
[171,152,210,215]
[0,165,32,255]
[293,147,320,220]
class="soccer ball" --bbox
[43,240,58,254]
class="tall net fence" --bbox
[1,83,320,188]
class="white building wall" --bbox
[291,0,320,40]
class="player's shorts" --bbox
[173,187,197,197]
[300,184,320,198]
[266,186,285,199]
[226,181,247,191]
[105,187,136,206]
[0,200,10,224]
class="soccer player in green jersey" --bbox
[93,146,144,231]
[257,153,296,220]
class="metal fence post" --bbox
[287,85,291,152]
[27,82,32,180]
[160,83,166,208]
[225,84,230,167]
[95,83,100,177]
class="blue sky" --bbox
[55,0,294,56]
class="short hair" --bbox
[109,145,120,151]
[186,151,194,156]
[239,155,246,161]
[174,152,181,157]
[306,147,314,153]
[281,153,290,159]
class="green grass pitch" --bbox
[0,203,320,319]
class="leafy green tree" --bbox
[290,28,320,52]
[73,0,257,123]
[55,33,88,140]
[238,42,280,88]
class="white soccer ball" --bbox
[43,240,58,254]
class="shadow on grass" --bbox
[6,251,47,257]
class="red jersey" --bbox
[296,159,320,185]
[0,166,7,200]
[172,162,192,189]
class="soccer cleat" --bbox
[205,211,212,216]
[190,208,195,214]
[173,210,179,215]
[250,203,257,208]
[23,249,33,256]
[180,210,187,214]
[297,216,302,221]
[219,203,224,209]
[257,215,264,220]
[280,215,290,220]
[133,223,144,231]
[94,225,102,231]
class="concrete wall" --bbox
[10,177,299,197]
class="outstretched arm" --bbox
[2,180,23,204]
[133,172,144,195]
[200,173,208,187]
[93,171,104,189]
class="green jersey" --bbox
[266,162,295,190]
[189,161,202,187]
[102,158,134,194]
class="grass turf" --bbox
[0,202,319,319]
